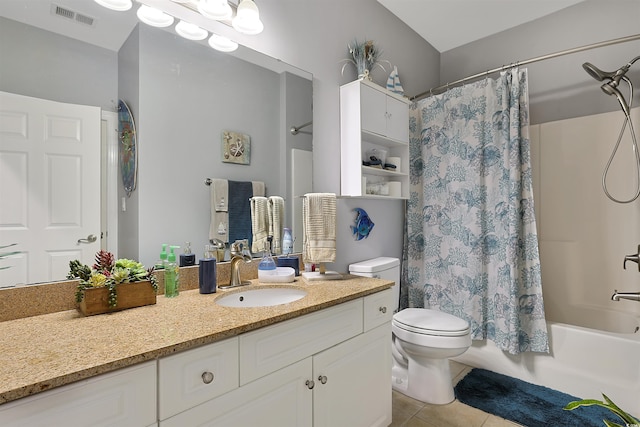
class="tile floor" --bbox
[390,361,523,427]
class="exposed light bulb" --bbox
[232,0,263,35]
[208,34,238,52]
[94,0,132,11]
[198,0,233,21]
[137,5,175,28]
[175,20,208,41]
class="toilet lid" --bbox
[393,308,470,337]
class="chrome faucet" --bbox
[611,290,640,302]
[219,239,252,289]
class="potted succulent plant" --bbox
[68,250,158,316]
[564,393,640,427]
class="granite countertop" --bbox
[0,275,392,404]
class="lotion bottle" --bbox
[165,245,180,298]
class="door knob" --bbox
[77,234,97,244]
[305,379,315,389]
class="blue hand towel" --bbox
[228,180,254,247]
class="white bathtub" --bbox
[453,309,640,416]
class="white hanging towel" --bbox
[302,193,337,264]
[386,65,405,96]
[209,179,228,241]
[268,196,285,254]
[251,196,269,253]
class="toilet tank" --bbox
[349,257,400,312]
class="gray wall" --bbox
[440,0,640,125]
[0,17,117,110]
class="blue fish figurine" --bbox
[351,208,374,240]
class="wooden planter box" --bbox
[79,280,157,316]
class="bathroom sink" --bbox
[215,287,307,308]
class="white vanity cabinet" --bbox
[158,336,239,421]
[160,289,394,427]
[341,79,410,199]
[0,361,157,427]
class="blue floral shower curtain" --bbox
[403,69,548,354]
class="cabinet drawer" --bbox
[364,288,394,331]
[0,361,156,427]
[158,337,238,420]
[240,299,363,385]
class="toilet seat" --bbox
[393,308,470,337]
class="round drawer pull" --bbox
[379,306,387,314]
[305,379,315,389]
[318,375,328,384]
[201,371,214,384]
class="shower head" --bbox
[582,62,617,81]
[584,56,640,118]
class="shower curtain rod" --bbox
[410,33,640,101]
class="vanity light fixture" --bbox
[198,0,233,21]
[208,34,238,52]
[136,4,175,28]
[175,20,208,40]
[232,0,264,35]
[93,0,132,11]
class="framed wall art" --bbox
[221,130,251,165]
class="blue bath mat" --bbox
[454,368,616,427]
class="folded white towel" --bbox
[268,196,285,254]
[302,193,336,264]
[251,196,269,253]
[209,179,228,241]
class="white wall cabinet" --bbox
[0,361,157,427]
[341,79,410,199]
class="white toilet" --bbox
[349,257,471,405]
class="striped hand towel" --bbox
[268,196,285,254]
[251,196,269,253]
[302,193,337,264]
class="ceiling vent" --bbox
[51,3,95,27]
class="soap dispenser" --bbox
[165,245,180,298]
[258,243,276,281]
[155,244,168,270]
[277,227,299,275]
[180,242,196,267]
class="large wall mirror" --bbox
[0,0,312,288]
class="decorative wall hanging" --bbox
[221,130,251,165]
[351,208,375,240]
[118,99,138,197]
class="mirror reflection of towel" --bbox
[251,196,269,253]
[302,193,336,263]
[268,196,285,254]
[209,179,228,241]
[228,180,254,246]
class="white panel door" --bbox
[0,91,100,286]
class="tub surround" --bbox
[0,274,392,404]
